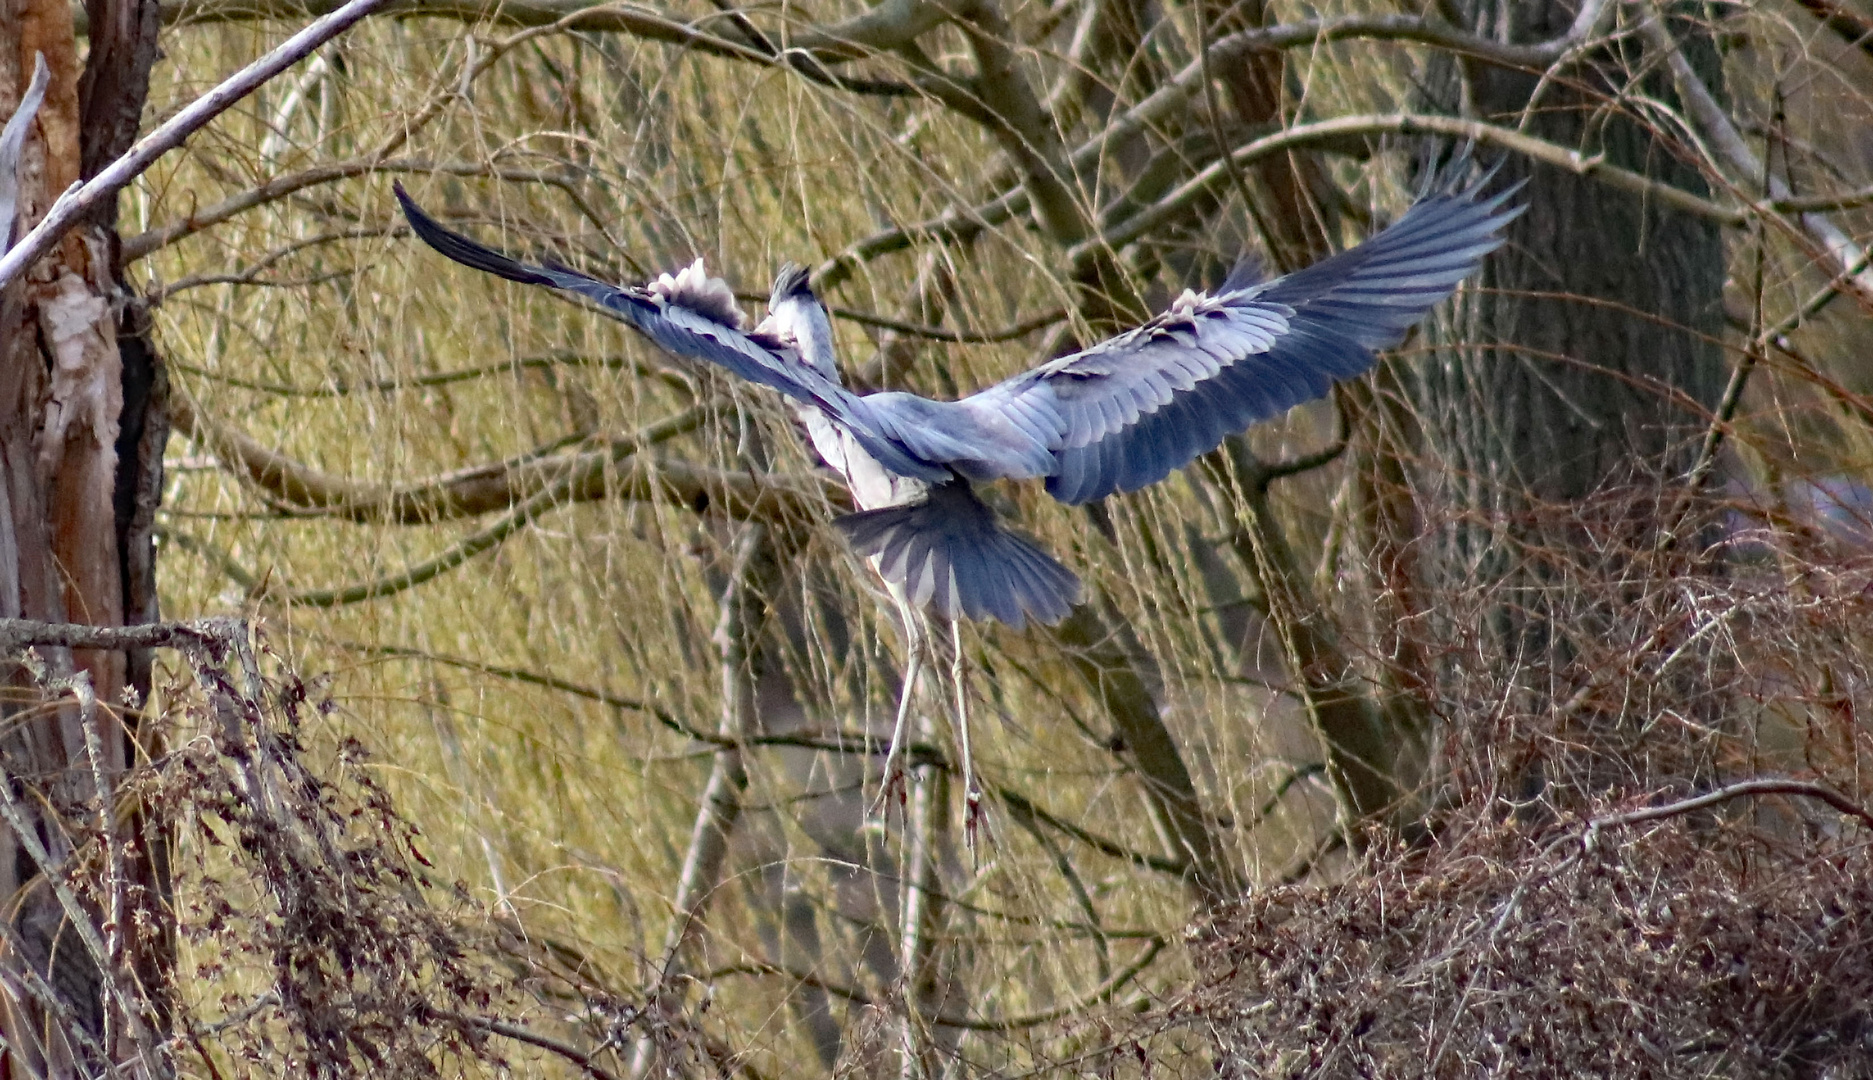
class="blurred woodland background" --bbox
[1,0,1872,1075]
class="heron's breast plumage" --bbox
[798,405,927,511]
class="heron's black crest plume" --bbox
[770,263,813,301]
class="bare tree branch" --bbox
[1635,3,1873,304]
[123,159,593,264]
[1076,111,1745,267]
[710,935,1166,1032]
[174,350,693,398]
[950,0,1088,247]
[347,640,955,764]
[815,8,1630,288]
[1586,779,1873,836]
[998,787,1189,876]
[0,0,394,290]
[275,473,595,608]
[1053,605,1241,905]
[815,186,1029,291]
[175,389,668,522]
[421,1008,623,1080]
[632,524,766,1078]
[0,615,247,654]
[0,55,50,247]
[1209,436,1400,837]
[174,389,841,532]
[1789,0,1873,60]
[826,304,1065,345]
[158,0,953,62]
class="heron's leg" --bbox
[872,593,924,814]
[950,616,984,844]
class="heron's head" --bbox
[765,264,840,381]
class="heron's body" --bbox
[395,175,1520,628]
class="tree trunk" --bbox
[1394,0,1728,806]
[0,0,169,1066]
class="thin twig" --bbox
[710,935,1166,1031]
[1252,389,1353,488]
[335,638,953,764]
[826,305,1064,343]
[1076,111,1744,265]
[422,1008,622,1080]
[123,159,592,263]
[996,787,1190,876]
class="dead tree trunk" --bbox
[0,0,170,1068]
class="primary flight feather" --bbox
[394,174,1519,629]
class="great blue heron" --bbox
[393,173,1518,797]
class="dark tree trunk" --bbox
[1392,0,1728,805]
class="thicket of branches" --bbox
[1,0,1871,1075]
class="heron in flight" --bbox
[395,175,1515,623]
[393,174,1517,797]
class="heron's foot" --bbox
[868,741,913,818]
[962,781,985,854]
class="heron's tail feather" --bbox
[834,483,1080,629]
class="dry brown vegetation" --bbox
[2,0,1873,1076]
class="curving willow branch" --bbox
[277,473,596,607]
[176,390,838,522]
[815,8,1629,287]
[158,0,952,62]
[1074,112,1745,268]
[709,935,1166,1032]
[336,638,948,759]
[124,160,592,264]
[723,290,1065,343]
[131,2,1628,290]
[171,390,838,603]
[124,0,1649,299]
[1586,778,1873,836]
[171,389,713,523]
[1635,4,1873,305]
[418,1008,622,1080]
[175,350,692,398]
[180,448,833,607]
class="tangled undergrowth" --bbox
[1187,807,1873,1079]
[61,624,725,1079]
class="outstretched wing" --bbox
[973,174,1521,506]
[394,184,949,482]
[396,183,798,395]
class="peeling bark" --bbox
[0,0,168,1064]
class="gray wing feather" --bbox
[983,174,1520,506]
